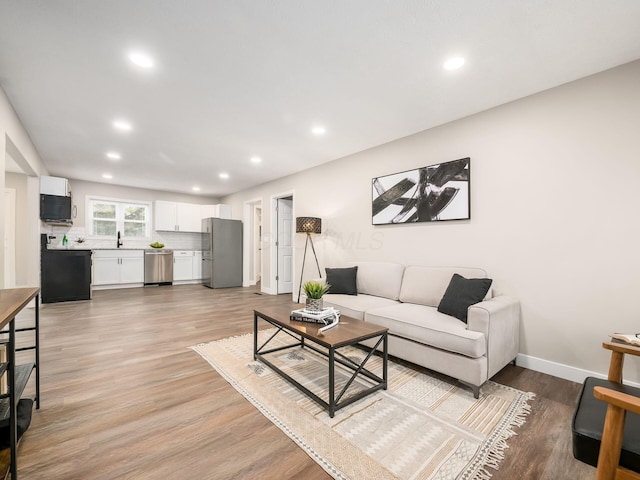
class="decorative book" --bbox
[290,307,341,325]
[610,333,640,347]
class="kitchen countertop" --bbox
[46,246,198,251]
[90,247,147,250]
[46,246,147,251]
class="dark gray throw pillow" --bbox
[325,266,358,295]
[437,273,493,323]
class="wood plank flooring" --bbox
[4,284,595,479]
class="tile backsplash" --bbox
[42,224,203,250]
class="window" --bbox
[88,197,151,238]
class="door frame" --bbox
[242,197,263,288]
[3,188,16,288]
[268,190,295,297]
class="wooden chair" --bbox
[573,341,640,480]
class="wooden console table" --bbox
[0,288,40,480]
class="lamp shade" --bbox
[296,217,321,234]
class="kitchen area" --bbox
[39,176,243,303]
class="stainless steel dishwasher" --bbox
[144,249,174,285]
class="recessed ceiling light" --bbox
[311,126,326,136]
[106,152,121,160]
[443,57,465,71]
[102,173,113,179]
[113,120,132,131]
[128,51,154,68]
[192,186,201,192]
[219,172,230,180]
[250,156,262,164]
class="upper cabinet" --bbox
[40,176,70,196]
[154,201,231,232]
[155,201,200,232]
[176,203,202,232]
[154,201,178,231]
[201,204,231,220]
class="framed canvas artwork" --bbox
[372,157,470,225]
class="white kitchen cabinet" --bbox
[173,251,194,281]
[201,204,231,221]
[154,201,177,231]
[40,175,70,196]
[155,201,202,232]
[200,205,216,220]
[92,250,144,287]
[92,257,120,285]
[193,251,203,280]
[176,203,202,232]
[120,257,145,283]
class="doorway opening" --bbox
[243,198,263,289]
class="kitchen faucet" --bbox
[117,230,123,248]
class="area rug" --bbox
[191,330,534,480]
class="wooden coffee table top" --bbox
[255,303,387,349]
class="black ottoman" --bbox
[572,376,640,470]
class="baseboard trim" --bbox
[92,283,144,291]
[516,353,640,388]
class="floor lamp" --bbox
[296,216,322,303]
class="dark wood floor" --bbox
[5,284,595,479]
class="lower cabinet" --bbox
[173,251,204,283]
[173,251,194,281]
[93,250,144,287]
[193,251,203,280]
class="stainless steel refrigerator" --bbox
[201,217,243,288]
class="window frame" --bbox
[86,196,152,239]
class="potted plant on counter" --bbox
[302,280,331,312]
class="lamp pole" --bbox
[295,217,322,303]
[297,232,322,303]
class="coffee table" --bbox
[254,304,388,418]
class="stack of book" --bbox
[290,307,340,325]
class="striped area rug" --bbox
[191,330,534,480]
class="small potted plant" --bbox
[302,280,331,312]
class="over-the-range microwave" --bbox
[40,194,72,222]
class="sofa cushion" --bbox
[325,266,358,295]
[438,274,493,322]
[323,293,400,321]
[365,303,486,358]
[399,266,489,307]
[353,262,405,300]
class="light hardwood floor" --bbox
[5,284,595,479]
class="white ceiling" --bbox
[1,1,640,197]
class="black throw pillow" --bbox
[325,266,358,295]
[437,273,493,323]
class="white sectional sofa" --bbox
[322,261,520,398]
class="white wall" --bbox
[5,172,28,286]
[1,85,49,289]
[223,60,640,383]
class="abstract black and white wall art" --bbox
[372,157,470,225]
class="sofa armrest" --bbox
[467,295,521,379]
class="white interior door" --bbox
[277,198,293,293]
[254,205,262,282]
[4,188,16,288]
